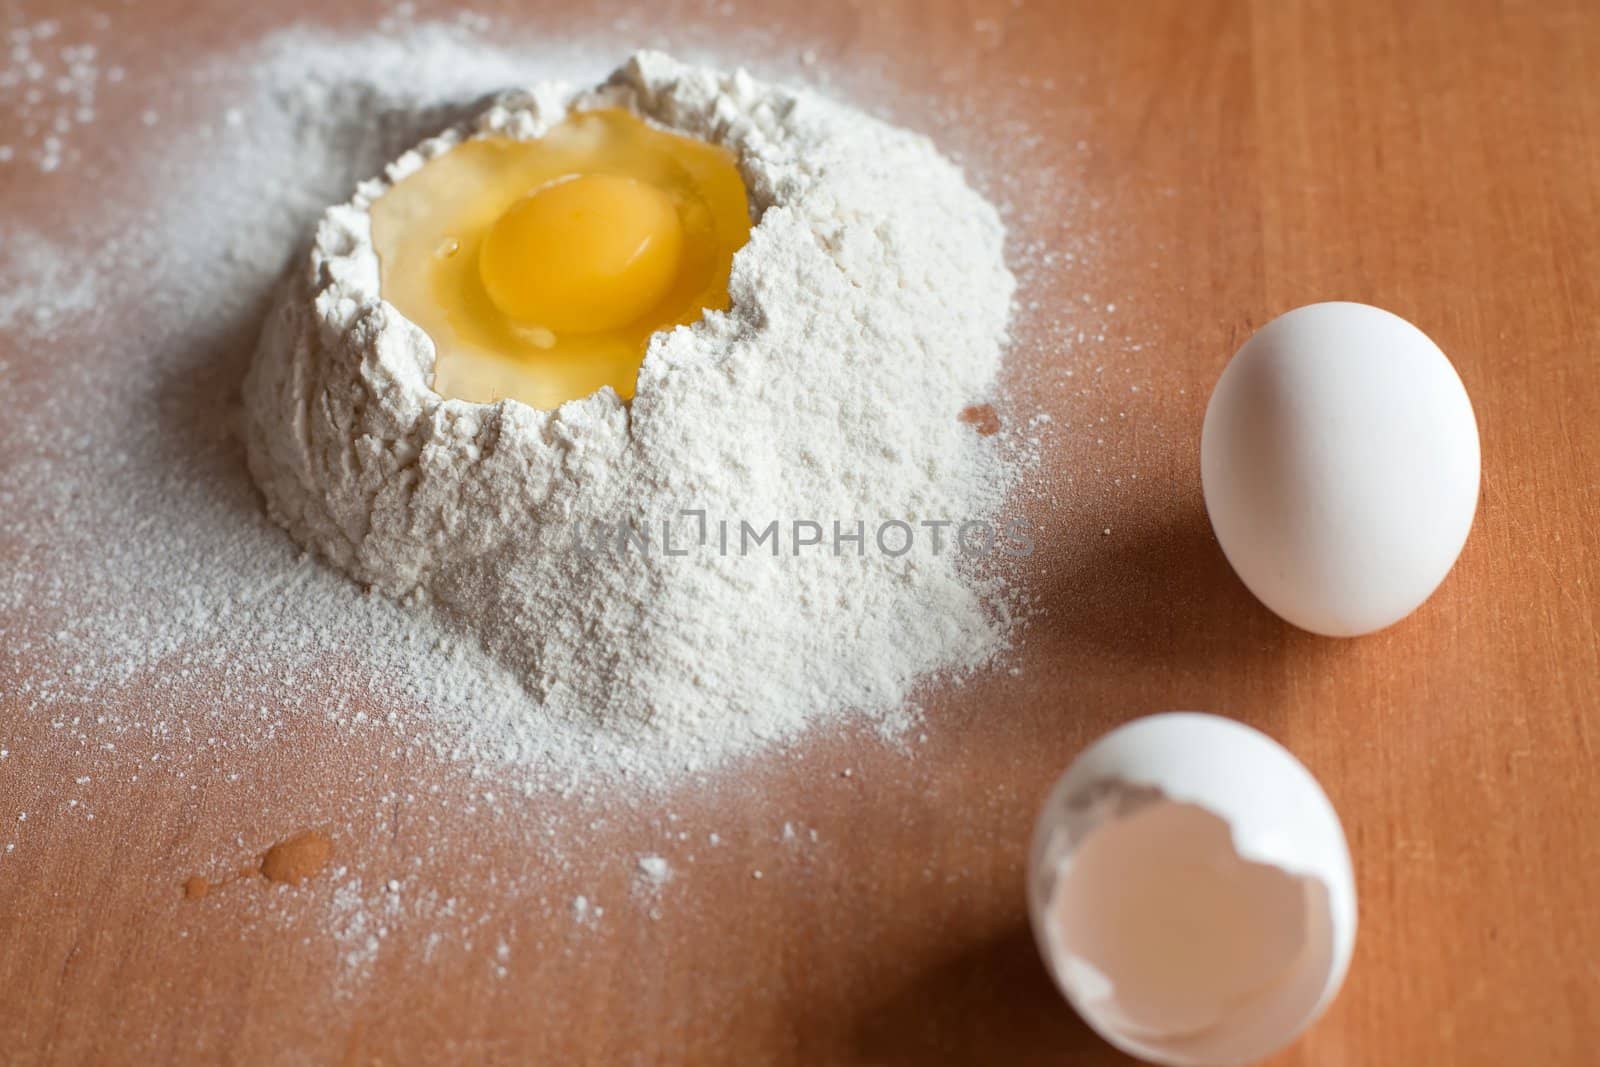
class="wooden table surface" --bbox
[2,0,1597,1063]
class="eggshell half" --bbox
[1027,713,1357,1067]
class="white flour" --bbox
[0,17,1062,803]
[0,16,117,174]
[242,52,1019,775]
[0,9,1127,998]
[636,855,672,886]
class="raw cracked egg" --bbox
[1028,713,1356,1067]
[1201,302,1481,637]
[371,107,752,410]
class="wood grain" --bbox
[2,0,1597,1064]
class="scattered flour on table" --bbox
[0,13,1124,968]
[0,228,99,336]
[0,20,1035,795]
[0,15,117,174]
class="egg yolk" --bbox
[478,174,685,334]
[370,109,751,410]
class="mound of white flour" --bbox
[241,51,1017,752]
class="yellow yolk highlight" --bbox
[370,108,752,410]
[478,174,685,334]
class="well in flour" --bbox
[242,51,1019,781]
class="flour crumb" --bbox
[636,854,673,886]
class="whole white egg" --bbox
[1028,713,1357,1067]
[1200,302,1480,636]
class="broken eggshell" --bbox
[1027,713,1356,1066]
